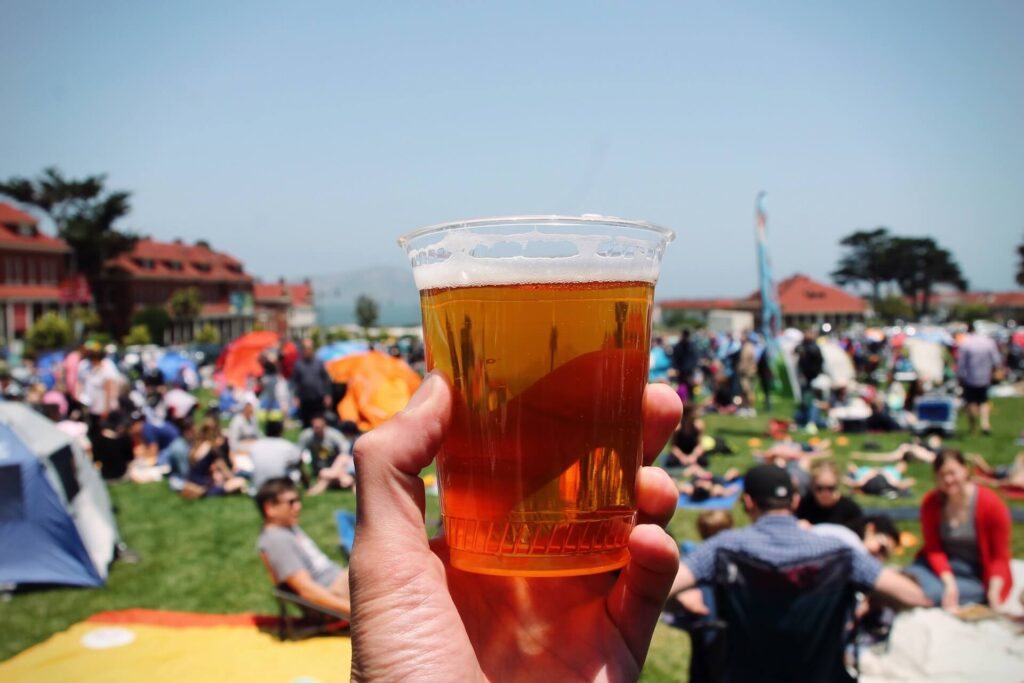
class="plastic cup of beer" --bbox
[399,215,674,577]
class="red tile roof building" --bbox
[926,290,1024,321]
[96,238,255,342]
[0,202,86,340]
[253,280,316,339]
[660,274,869,329]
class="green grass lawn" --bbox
[3,397,1023,682]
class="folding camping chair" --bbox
[259,552,349,641]
[689,547,859,683]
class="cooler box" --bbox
[912,396,956,437]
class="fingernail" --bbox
[403,372,439,413]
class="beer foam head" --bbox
[399,215,674,291]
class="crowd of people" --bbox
[654,321,1019,680]
[2,318,1021,680]
[2,337,364,502]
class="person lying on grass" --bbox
[675,467,742,502]
[969,451,1024,489]
[844,462,916,498]
[850,434,944,465]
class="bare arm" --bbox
[871,567,932,608]
[284,569,350,614]
[668,562,698,597]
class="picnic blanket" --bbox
[974,471,1024,501]
[0,609,351,682]
[677,477,744,510]
[862,506,1024,522]
[860,561,1024,682]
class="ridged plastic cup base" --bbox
[449,546,630,577]
[443,511,635,577]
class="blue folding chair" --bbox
[334,510,356,561]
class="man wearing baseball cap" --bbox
[669,464,931,614]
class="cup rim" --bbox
[398,213,674,247]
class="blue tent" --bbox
[0,404,118,588]
[35,351,66,390]
[157,350,199,388]
[316,341,369,363]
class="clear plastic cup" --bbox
[400,215,674,576]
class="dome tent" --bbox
[0,403,119,588]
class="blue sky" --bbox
[1,1,1021,299]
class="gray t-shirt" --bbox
[297,426,350,474]
[941,489,979,566]
[258,524,341,588]
[249,437,301,490]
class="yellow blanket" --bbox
[0,609,351,683]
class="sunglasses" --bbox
[813,485,838,493]
[278,496,301,507]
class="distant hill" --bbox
[312,266,422,326]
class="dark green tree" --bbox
[1016,237,1024,287]
[886,237,968,318]
[132,306,170,345]
[170,287,202,320]
[27,312,73,350]
[873,295,913,323]
[122,324,153,346]
[355,294,380,338]
[831,228,893,305]
[0,167,137,284]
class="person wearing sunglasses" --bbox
[796,461,864,529]
[256,477,350,615]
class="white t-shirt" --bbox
[80,358,121,415]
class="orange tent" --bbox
[325,351,422,431]
[219,331,279,389]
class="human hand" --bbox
[987,578,1006,612]
[349,374,683,682]
[676,588,709,616]
[941,579,959,611]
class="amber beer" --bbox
[421,279,655,576]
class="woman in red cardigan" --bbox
[904,449,1013,610]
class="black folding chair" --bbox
[696,546,859,683]
[260,552,349,641]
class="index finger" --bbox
[642,383,683,466]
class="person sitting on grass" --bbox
[668,464,931,671]
[248,417,302,491]
[904,449,1013,611]
[181,415,248,499]
[811,513,901,563]
[850,434,944,465]
[843,462,916,499]
[758,439,833,499]
[256,477,350,616]
[300,414,356,496]
[796,461,864,529]
[667,404,732,468]
[675,467,742,502]
[228,396,262,455]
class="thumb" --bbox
[352,372,451,544]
